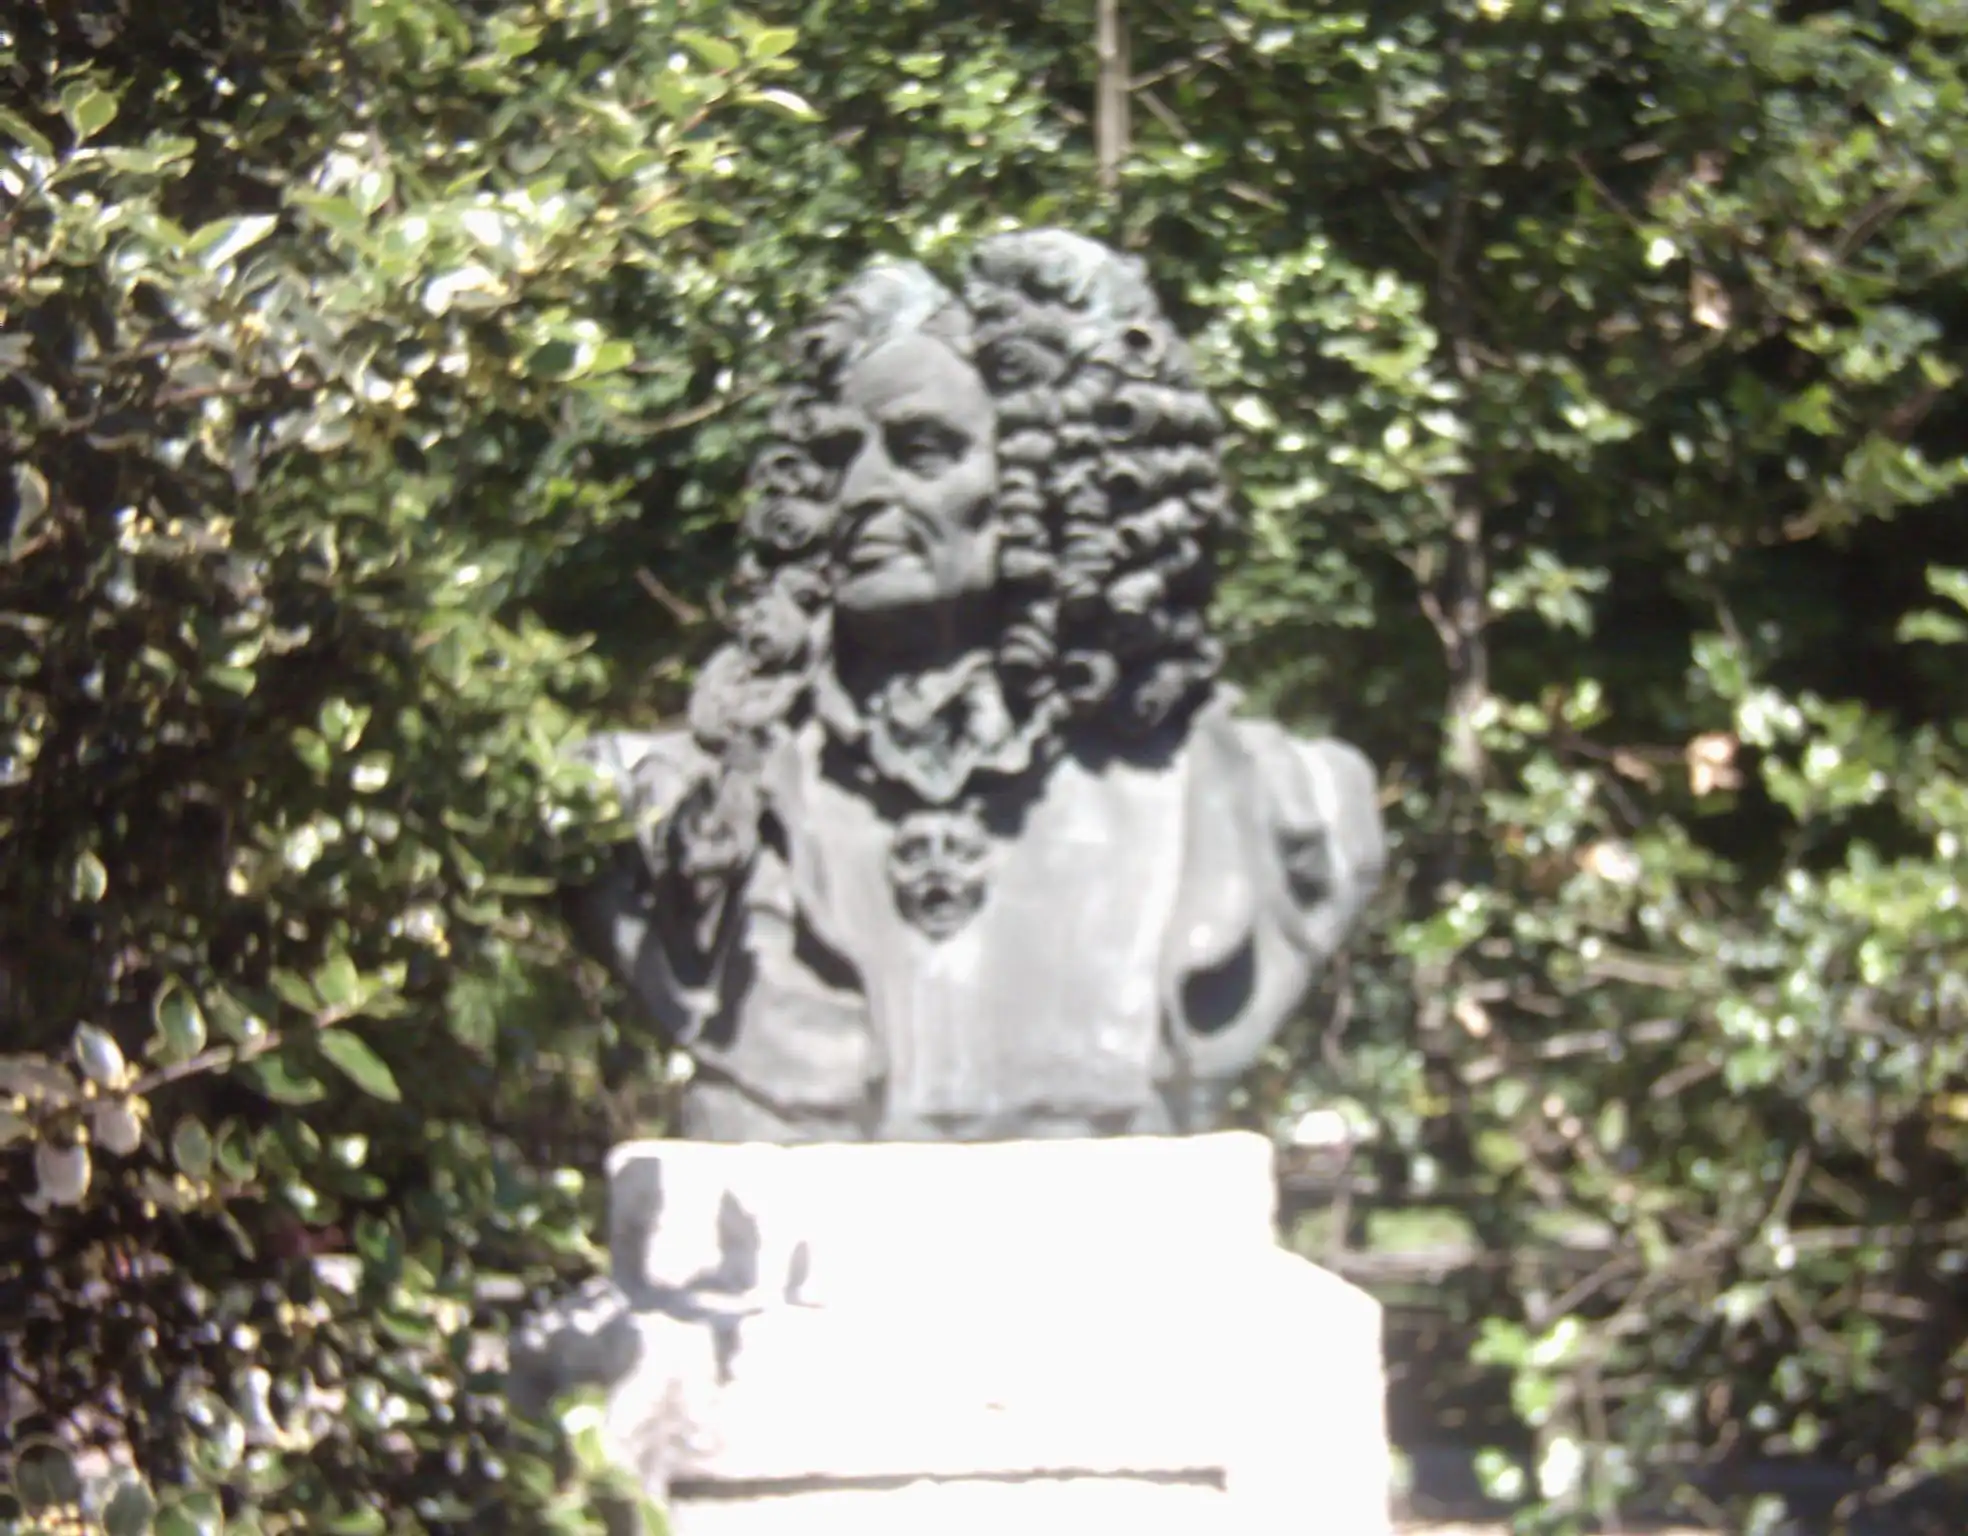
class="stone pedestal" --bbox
[513,1133,1391,1536]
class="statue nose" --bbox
[838,442,900,513]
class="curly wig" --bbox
[693,229,1231,775]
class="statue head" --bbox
[830,329,1002,622]
[691,229,1232,804]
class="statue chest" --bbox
[778,750,1192,1131]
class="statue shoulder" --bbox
[1217,711,1388,901]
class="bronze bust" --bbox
[573,229,1385,1143]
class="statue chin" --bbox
[834,558,939,619]
[834,534,1001,635]
[896,878,984,940]
[833,576,1005,677]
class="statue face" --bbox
[830,334,999,619]
[886,805,991,940]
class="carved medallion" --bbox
[885,803,992,940]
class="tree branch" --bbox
[1094,0,1132,199]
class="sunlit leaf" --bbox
[91,1098,144,1156]
[318,1030,402,1102]
[677,30,742,71]
[153,980,209,1062]
[315,952,363,1011]
[35,1141,91,1205]
[10,463,49,555]
[73,1023,126,1087]
[58,82,118,143]
[70,848,108,903]
[0,106,54,157]
[739,87,819,121]
[186,213,279,269]
[744,26,799,61]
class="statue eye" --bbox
[887,422,965,478]
[809,427,864,471]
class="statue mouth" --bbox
[906,877,983,938]
[840,507,927,573]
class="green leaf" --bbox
[100,142,195,175]
[587,337,636,375]
[525,338,582,379]
[73,1024,126,1087]
[1928,566,1968,612]
[350,752,393,793]
[638,198,701,239]
[184,1392,245,1477]
[153,980,209,1062]
[101,1473,158,1536]
[323,1506,387,1535]
[0,1056,77,1104]
[677,30,742,71]
[485,874,557,896]
[10,463,49,555]
[293,191,370,238]
[318,1030,402,1102]
[91,1099,144,1156]
[292,727,333,777]
[0,106,54,158]
[270,969,322,1014]
[744,26,800,61]
[243,1053,327,1106]
[319,696,369,749]
[203,664,258,696]
[70,848,109,903]
[315,951,362,1010]
[186,213,279,269]
[1898,609,1968,646]
[154,1491,222,1536]
[35,1140,91,1205]
[215,1121,257,1180]
[58,82,119,143]
[739,87,819,121]
[15,1435,82,1510]
[171,1117,214,1179]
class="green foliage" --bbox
[6,0,1968,1531]
[0,0,809,1529]
[1076,1,1968,1528]
[692,0,1968,1524]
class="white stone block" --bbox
[558,1133,1389,1536]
